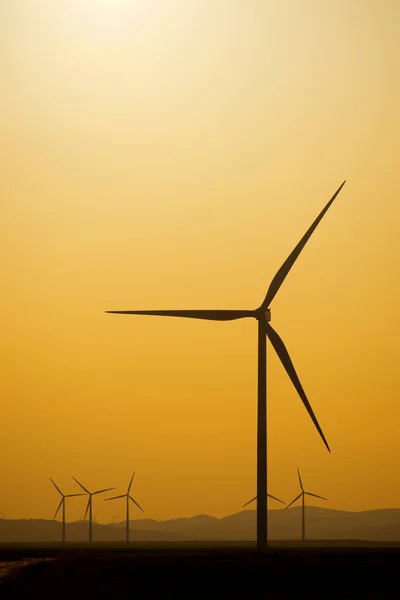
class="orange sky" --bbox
[1,0,399,523]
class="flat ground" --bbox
[0,543,399,599]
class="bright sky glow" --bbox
[42,0,162,42]
[0,0,399,523]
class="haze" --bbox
[1,1,399,523]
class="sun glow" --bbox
[44,0,161,43]
[1,0,399,522]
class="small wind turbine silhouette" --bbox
[104,472,144,543]
[72,477,115,543]
[106,181,346,550]
[285,468,327,540]
[242,493,284,508]
[50,478,85,543]
[0,512,5,519]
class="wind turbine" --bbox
[242,493,284,508]
[285,467,327,540]
[0,512,5,519]
[72,477,115,542]
[50,478,85,543]
[104,472,144,543]
[106,181,346,551]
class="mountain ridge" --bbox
[1,507,400,542]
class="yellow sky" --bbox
[1,0,399,523]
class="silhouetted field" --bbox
[1,538,400,559]
[0,544,399,599]
[0,559,50,583]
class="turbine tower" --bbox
[242,493,284,508]
[104,472,144,543]
[285,467,327,540]
[50,478,85,543]
[106,181,346,551]
[72,477,115,543]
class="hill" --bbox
[1,507,400,542]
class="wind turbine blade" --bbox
[129,496,144,512]
[305,492,327,501]
[50,478,63,496]
[104,494,126,501]
[243,494,284,507]
[242,496,257,508]
[105,309,253,321]
[266,323,330,452]
[268,494,285,504]
[93,487,115,495]
[297,468,304,491]
[128,472,135,493]
[72,477,90,494]
[84,498,91,520]
[285,493,302,510]
[262,181,346,308]
[65,493,86,498]
[54,498,63,519]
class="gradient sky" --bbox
[1,0,399,523]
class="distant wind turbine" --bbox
[50,478,84,543]
[0,512,5,519]
[72,477,115,542]
[106,181,346,550]
[285,468,327,540]
[104,472,144,542]
[242,493,284,508]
